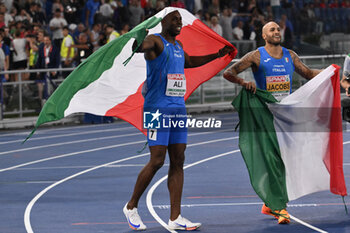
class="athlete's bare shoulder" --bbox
[243,49,260,66]
[232,49,260,73]
[144,34,162,48]
[288,49,298,61]
[142,34,164,60]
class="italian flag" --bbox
[25,7,236,140]
[232,65,347,211]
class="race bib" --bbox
[165,74,186,97]
[148,129,157,141]
[266,75,290,101]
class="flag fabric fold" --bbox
[25,7,236,141]
[232,65,347,211]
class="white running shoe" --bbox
[123,203,147,231]
[168,215,201,231]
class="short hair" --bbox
[106,24,115,28]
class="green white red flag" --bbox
[232,65,347,211]
[25,7,236,140]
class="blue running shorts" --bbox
[146,107,188,146]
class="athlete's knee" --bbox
[153,159,165,170]
[170,153,185,169]
[168,144,186,168]
[149,145,167,171]
[148,156,165,171]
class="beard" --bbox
[267,40,281,46]
[271,41,281,46]
[266,37,281,46]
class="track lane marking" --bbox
[145,139,350,233]
[0,132,142,155]
[1,130,236,173]
[0,126,137,145]
[0,123,132,138]
[146,150,239,233]
[289,215,328,233]
[24,136,238,233]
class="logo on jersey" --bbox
[264,58,271,62]
[143,109,162,129]
[143,109,222,130]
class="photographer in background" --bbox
[342,54,350,97]
[341,54,350,122]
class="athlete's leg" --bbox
[167,143,186,220]
[127,145,167,209]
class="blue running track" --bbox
[0,112,350,233]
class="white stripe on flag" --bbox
[268,66,336,200]
[64,40,146,116]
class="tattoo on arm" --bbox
[223,50,259,83]
[291,50,320,80]
[231,51,258,73]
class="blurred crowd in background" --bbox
[1,0,350,110]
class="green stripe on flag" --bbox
[24,16,163,142]
[232,88,289,211]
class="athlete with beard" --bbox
[223,21,321,224]
[123,10,233,231]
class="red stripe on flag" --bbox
[105,83,146,135]
[177,19,237,99]
[328,64,347,196]
[105,19,237,137]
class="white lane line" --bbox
[26,181,56,184]
[146,142,338,233]
[0,123,131,138]
[0,181,57,184]
[0,126,136,145]
[0,130,236,173]
[146,150,239,233]
[0,132,142,155]
[24,136,238,233]
[153,202,263,209]
[1,128,235,155]
[24,152,151,233]
[14,164,149,170]
[289,215,328,233]
[0,140,146,173]
[152,202,338,209]
[151,203,330,232]
[0,122,236,145]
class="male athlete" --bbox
[123,10,233,231]
[223,21,321,224]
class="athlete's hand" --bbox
[242,81,256,94]
[218,45,234,58]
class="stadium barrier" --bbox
[0,54,347,124]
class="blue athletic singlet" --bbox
[143,34,187,146]
[254,47,295,101]
[143,34,186,108]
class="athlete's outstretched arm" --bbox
[223,50,259,93]
[132,34,156,52]
[132,34,164,60]
[290,50,321,80]
[181,43,234,68]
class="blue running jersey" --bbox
[143,34,186,108]
[143,34,188,146]
[253,47,295,101]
